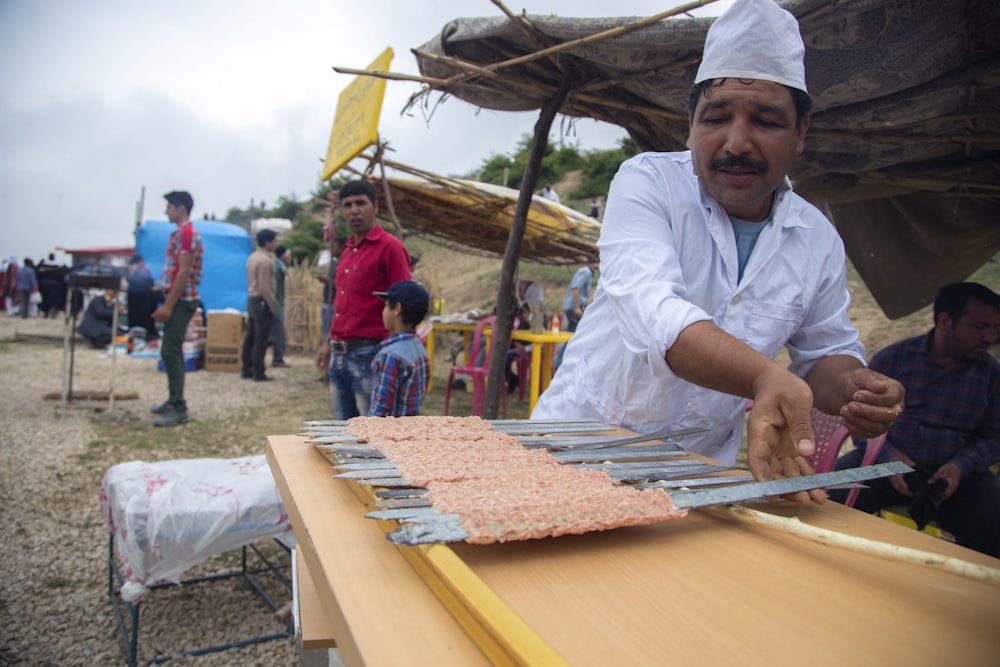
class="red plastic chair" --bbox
[444,316,507,417]
[807,408,887,507]
[513,347,531,401]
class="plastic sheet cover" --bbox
[100,455,296,602]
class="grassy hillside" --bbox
[411,236,999,361]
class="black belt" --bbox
[330,338,380,354]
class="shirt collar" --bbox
[349,224,386,247]
[381,331,415,346]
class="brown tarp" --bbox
[411,0,999,318]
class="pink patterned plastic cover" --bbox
[100,455,295,602]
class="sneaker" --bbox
[150,401,171,415]
[153,404,189,427]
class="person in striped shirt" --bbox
[368,281,430,417]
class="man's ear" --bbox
[795,112,810,156]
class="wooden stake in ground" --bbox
[483,74,574,419]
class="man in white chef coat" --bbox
[533,0,905,504]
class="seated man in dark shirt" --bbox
[78,289,120,348]
[832,282,1000,557]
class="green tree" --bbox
[479,153,516,188]
[269,194,303,221]
[477,134,583,191]
[283,212,326,261]
[225,206,253,232]
[573,137,640,199]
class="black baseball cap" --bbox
[373,280,429,311]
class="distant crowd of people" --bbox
[2,253,71,319]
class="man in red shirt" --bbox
[151,190,204,426]
[315,180,411,418]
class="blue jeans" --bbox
[554,307,582,369]
[328,343,377,419]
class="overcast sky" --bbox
[0,0,729,263]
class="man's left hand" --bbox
[929,463,961,499]
[838,368,905,438]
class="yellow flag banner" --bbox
[321,47,394,180]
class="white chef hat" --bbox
[694,0,808,93]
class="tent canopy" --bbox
[410,0,999,318]
[135,220,252,312]
[371,161,600,265]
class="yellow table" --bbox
[424,321,477,393]
[426,322,572,412]
[510,330,573,413]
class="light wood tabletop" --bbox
[269,433,1000,666]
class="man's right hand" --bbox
[315,340,331,372]
[744,368,826,505]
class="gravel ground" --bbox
[0,315,329,666]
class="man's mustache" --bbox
[710,155,768,173]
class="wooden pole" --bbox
[483,75,574,419]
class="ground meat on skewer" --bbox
[343,416,687,543]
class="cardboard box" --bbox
[206,312,244,347]
[205,343,241,370]
[205,352,241,373]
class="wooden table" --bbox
[268,433,1000,666]
[510,329,573,413]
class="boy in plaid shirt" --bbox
[368,281,430,417]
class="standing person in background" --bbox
[0,258,7,314]
[533,0,904,502]
[270,245,291,368]
[555,263,595,368]
[315,180,411,419]
[4,255,18,315]
[589,197,601,219]
[318,235,347,344]
[126,254,159,342]
[16,258,37,318]
[151,190,203,427]
[36,253,63,319]
[541,183,560,204]
[563,263,595,333]
[241,229,279,382]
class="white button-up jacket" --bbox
[532,151,865,464]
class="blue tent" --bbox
[135,220,252,312]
